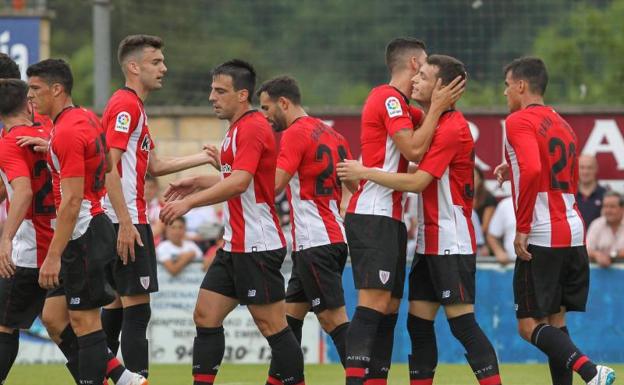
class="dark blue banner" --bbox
[327,264,624,363]
[0,17,41,79]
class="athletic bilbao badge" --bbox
[140,276,150,290]
[379,270,390,285]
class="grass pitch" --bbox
[8,363,622,384]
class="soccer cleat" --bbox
[128,373,148,385]
[587,365,616,385]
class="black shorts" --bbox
[0,267,46,329]
[62,214,117,311]
[514,245,589,319]
[201,248,286,305]
[409,253,476,305]
[345,214,406,299]
[112,223,158,296]
[286,243,348,313]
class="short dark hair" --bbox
[256,75,302,105]
[212,59,256,102]
[385,37,426,73]
[0,79,29,116]
[26,59,74,95]
[169,216,186,226]
[0,53,20,79]
[117,34,164,66]
[426,55,467,86]
[503,57,548,96]
[604,191,624,207]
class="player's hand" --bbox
[160,199,192,225]
[0,238,16,278]
[38,256,61,289]
[16,136,49,153]
[117,221,144,265]
[164,177,199,202]
[203,144,221,170]
[494,162,510,187]
[431,76,466,111]
[513,231,532,261]
[494,250,511,266]
[337,159,367,182]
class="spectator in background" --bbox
[183,205,220,251]
[145,174,165,242]
[576,154,607,228]
[474,166,497,236]
[487,196,516,266]
[156,217,203,276]
[586,191,624,268]
[472,210,488,256]
[202,227,224,272]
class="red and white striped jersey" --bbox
[504,105,584,248]
[48,107,107,240]
[416,110,476,255]
[277,116,351,250]
[220,111,286,253]
[347,85,423,221]
[0,125,55,268]
[101,87,154,224]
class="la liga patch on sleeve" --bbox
[385,96,403,118]
[115,111,132,133]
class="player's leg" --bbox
[406,255,440,385]
[546,308,573,385]
[435,254,501,385]
[344,214,400,385]
[115,224,158,379]
[101,295,123,355]
[192,249,239,385]
[0,267,47,383]
[514,245,612,385]
[366,225,406,385]
[42,292,81,383]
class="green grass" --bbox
[8,363,622,385]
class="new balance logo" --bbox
[379,270,390,285]
[442,290,451,299]
[312,298,321,307]
[248,289,256,297]
[70,297,81,305]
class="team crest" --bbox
[379,270,390,285]
[222,136,231,151]
[140,276,150,290]
[385,96,403,118]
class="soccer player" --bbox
[257,75,355,382]
[101,34,217,378]
[0,78,57,384]
[338,55,503,385]
[341,38,464,385]
[26,58,143,385]
[496,57,615,385]
[160,60,305,385]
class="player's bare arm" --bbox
[392,76,465,162]
[105,147,144,265]
[160,169,253,224]
[275,168,292,195]
[0,178,5,203]
[0,177,32,278]
[39,177,84,289]
[337,159,434,193]
[147,144,219,176]
[163,174,221,202]
[494,162,510,187]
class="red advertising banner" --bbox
[321,113,624,192]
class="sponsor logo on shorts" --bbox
[385,96,403,118]
[379,270,390,285]
[140,276,150,290]
[442,290,451,299]
[312,298,321,307]
[514,304,519,311]
[70,297,81,305]
[248,289,256,297]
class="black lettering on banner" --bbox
[33,160,55,215]
[549,137,575,192]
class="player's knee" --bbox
[317,308,348,333]
[41,312,66,341]
[517,323,534,341]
